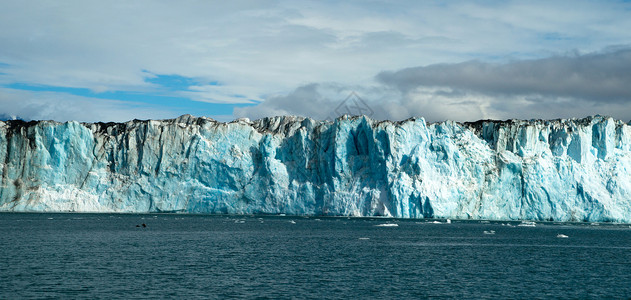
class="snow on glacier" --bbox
[1,114,631,222]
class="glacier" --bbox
[1,114,631,222]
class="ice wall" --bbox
[1,115,630,222]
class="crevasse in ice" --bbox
[1,115,630,222]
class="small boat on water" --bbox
[557,234,569,238]
[518,221,536,227]
[483,230,496,235]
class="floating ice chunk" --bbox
[518,221,536,227]
[375,223,398,227]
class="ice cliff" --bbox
[1,114,631,222]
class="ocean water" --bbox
[1,213,630,299]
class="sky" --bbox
[1,0,631,123]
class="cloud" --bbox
[376,47,631,121]
[234,83,396,121]
[234,83,493,122]
[0,88,176,122]
[237,48,631,122]
[377,47,631,103]
[234,83,341,120]
[182,84,263,104]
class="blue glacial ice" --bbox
[1,114,631,222]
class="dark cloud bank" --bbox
[236,47,631,122]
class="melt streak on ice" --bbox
[1,115,630,222]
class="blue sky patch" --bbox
[143,72,220,91]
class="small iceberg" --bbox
[375,223,398,227]
[289,220,296,224]
[518,221,536,227]
[483,230,496,235]
[557,234,569,238]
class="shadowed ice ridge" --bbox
[1,114,631,222]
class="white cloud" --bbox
[0,88,175,122]
[236,81,631,123]
[183,84,263,104]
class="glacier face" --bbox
[1,114,631,222]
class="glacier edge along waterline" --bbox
[1,114,631,222]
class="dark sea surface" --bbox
[1,213,631,299]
